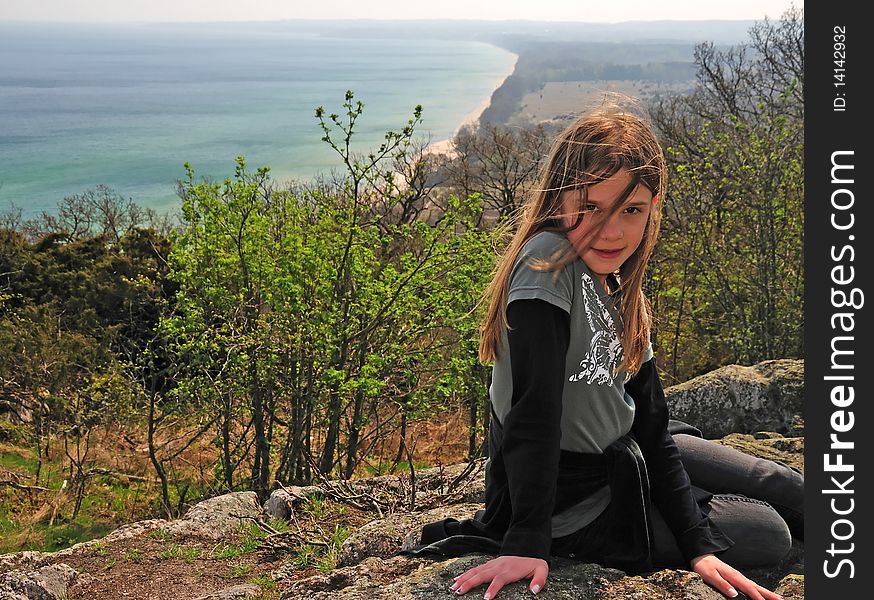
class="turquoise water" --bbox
[0,22,516,219]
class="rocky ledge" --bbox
[1,359,804,600]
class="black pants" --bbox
[551,433,803,569]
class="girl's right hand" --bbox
[449,555,548,599]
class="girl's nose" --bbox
[600,214,624,240]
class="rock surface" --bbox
[0,563,77,600]
[163,491,262,539]
[264,486,325,520]
[191,583,261,599]
[339,503,483,567]
[278,553,804,600]
[665,359,803,438]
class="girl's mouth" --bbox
[593,248,623,259]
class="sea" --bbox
[0,22,517,219]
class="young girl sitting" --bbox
[402,104,803,600]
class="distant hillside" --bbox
[479,39,698,125]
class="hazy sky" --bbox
[2,0,798,23]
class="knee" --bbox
[711,496,794,568]
[764,514,793,564]
[726,516,792,568]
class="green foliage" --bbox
[1,206,176,532]
[125,547,144,562]
[362,458,430,476]
[318,523,351,573]
[2,87,498,534]
[226,563,254,579]
[163,90,497,490]
[212,543,249,560]
[248,575,277,594]
[292,543,319,570]
[282,522,353,574]
[182,546,203,562]
[91,540,108,555]
[212,520,283,560]
[158,544,182,559]
[0,440,155,554]
[147,527,173,542]
[300,495,329,520]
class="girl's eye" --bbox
[625,206,642,214]
[584,204,600,212]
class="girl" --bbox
[402,104,803,600]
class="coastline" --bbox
[424,51,519,158]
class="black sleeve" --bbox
[627,358,734,563]
[498,298,570,560]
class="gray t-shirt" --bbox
[489,230,653,537]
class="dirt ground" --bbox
[10,493,380,600]
[61,535,278,600]
[63,533,282,599]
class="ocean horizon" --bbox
[0,22,516,220]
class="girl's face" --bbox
[560,169,654,290]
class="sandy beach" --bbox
[424,51,519,158]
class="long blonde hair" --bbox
[478,104,666,376]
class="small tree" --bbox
[442,122,550,222]
[162,92,496,504]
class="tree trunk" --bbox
[343,339,368,479]
[221,392,233,491]
[249,357,270,498]
[394,410,407,468]
[344,387,365,479]
[147,391,172,518]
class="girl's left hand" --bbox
[690,553,783,600]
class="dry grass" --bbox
[1,406,477,553]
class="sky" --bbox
[1,0,799,23]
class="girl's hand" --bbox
[691,553,783,600]
[449,555,548,599]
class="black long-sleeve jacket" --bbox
[486,298,732,564]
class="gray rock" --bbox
[192,583,261,599]
[62,519,170,559]
[264,486,324,520]
[665,359,803,438]
[0,553,49,574]
[278,555,429,599]
[98,518,168,544]
[338,503,483,567]
[278,553,744,600]
[332,509,803,598]
[164,491,263,539]
[0,563,77,600]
